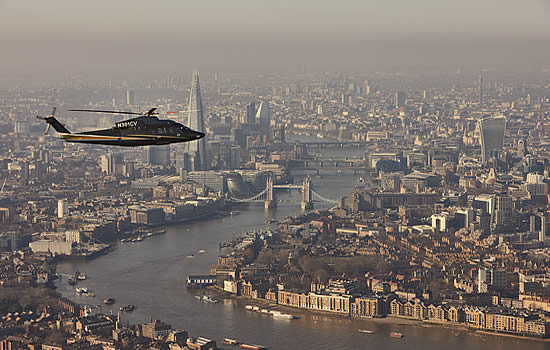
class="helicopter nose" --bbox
[195,131,205,139]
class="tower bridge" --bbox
[230,176,338,210]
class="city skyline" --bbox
[3,1,550,349]
[3,60,550,348]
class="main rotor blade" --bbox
[68,109,145,115]
[165,108,213,114]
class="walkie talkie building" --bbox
[479,116,506,163]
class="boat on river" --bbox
[270,310,296,319]
[120,305,135,312]
[223,338,239,345]
[390,332,404,338]
[358,329,375,334]
[202,295,218,303]
[75,287,88,295]
[240,344,265,350]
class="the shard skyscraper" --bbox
[186,69,208,170]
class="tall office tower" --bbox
[517,139,527,157]
[100,154,112,175]
[273,125,285,143]
[395,91,406,109]
[479,116,506,163]
[255,101,270,135]
[530,215,536,232]
[14,121,30,134]
[526,173,547,201]
[479,77,483,104]
[363,79,371,95]
[540,214,547,242]
[477,267,487,293]
[126,89,135,105]
[20,161,29,180]
[38,149,49,163]
[175,150,191,171]
[285,86,291,96]
[493,193,513,228]
[100,153,122,175]
[245,102,256,124]
[123,161,135,179]
[146,145,170,166]
[228,146,241,169]
[186,69,208,170]
[58,199,68,218]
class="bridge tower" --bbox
[301,176,314,210]
[265,176,277,209]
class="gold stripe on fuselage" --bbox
[61,134,154,141]
[60,134,189,141]
[127,134,190,139]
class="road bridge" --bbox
[229,176,338,210]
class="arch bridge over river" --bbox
[229,176,339,210]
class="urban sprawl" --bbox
[1,71,550,349]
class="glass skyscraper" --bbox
[186,69,208,170]
[479,116,506,163]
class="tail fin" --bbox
[43,117,70,134]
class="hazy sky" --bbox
[4,0,550,37]
[2,0,550,84]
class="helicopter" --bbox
[36,107,205,147]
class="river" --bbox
[55,139,547,349]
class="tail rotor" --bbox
[36,107,57,135]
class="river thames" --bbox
[55,139,547,349]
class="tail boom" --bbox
[41,116,70,134]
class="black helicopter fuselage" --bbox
[45,115,205,147]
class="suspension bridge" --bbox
[229,176,339,210]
